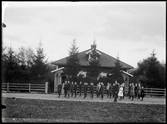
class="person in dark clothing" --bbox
[70,82,74,97]
[100,82,104,99]
[108,83,113,98]
[79,81,82,96]
[128,83,132,99]
[137,83,141,99]
[90,82,94,99]
[140,86,145,101]
[96,82,101,98]
[67,81,70,98]
[122,83,125,99]
[134,83,138,98]
[74,82,78,97]
[84,82,88,99]
[130,83,135,100]
[113,80,119,102]
[112,83,115,98]
[57,82,62,97]
[64,81,67,97]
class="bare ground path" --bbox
[1,92,166,123]
[2,92,166,105]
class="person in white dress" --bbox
[118,84,123,100]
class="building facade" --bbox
[51,43,134,92]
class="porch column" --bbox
[54,73,58,93]
[122,74,129,87]
[58,73,62,84]
[58,73,64,94]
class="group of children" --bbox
[128,82,145,101]
[58,81,105,99]
[57,80,145,101]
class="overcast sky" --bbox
[2,2,166,68]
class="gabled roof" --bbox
[52,49,134,69]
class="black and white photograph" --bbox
[2,1,166,123]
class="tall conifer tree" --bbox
[64,39,80,82]
[135,50,166,88]
[31,42,48,83]
[112,55,124,84]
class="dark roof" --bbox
[52,49,134,69]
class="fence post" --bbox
[7,82,9,93]
[29,83,31,93]
[164,89,166,97]
[45,82,48,94]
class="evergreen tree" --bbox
[86,43,101,84]
[145,50,165,88]
[26,47,35,68]
[17,47,27,67]
[4,46,20,82]
[1,42,7,83]
[15,47,32,83]
[64,39,80,82]
[112,55,124,84]
[135,50,166,88]
[31,42,49,83]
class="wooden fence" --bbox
[2,82,48,94]
[142,88,166,97]
[76,86,166,97]
[2,83,166,97]
[123,87,165,97]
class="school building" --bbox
[51,42,134,92]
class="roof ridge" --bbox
[96,49,134,68]
[52,49,91,64]
[52,48,133,69]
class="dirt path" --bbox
[2,92,166,105]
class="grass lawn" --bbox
[2,97,166,123]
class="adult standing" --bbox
[112,83,115,98]
[57,82,62,98]
[84,82,88,99]
[74,82,78,98]
[122,82,125,99]
[134,83,138,98]
[108,83,113,98]
[70,82,74,97]
[140,86,145,101]
[96,82,100,98]
[130,83,135,100]
[67,81,70,98]
[128,83,132,99]
[100,82,104,99]
[90,82,94,99]
[79,81,82,96]
[63,81,67,97]
[137,83,141,99]
[113,80,119,102]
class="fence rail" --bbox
[75,86,166,97]
[124,87,166,97]
[2,83,166,97]
[2,82,48,94]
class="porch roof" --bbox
[51,67,64,73]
